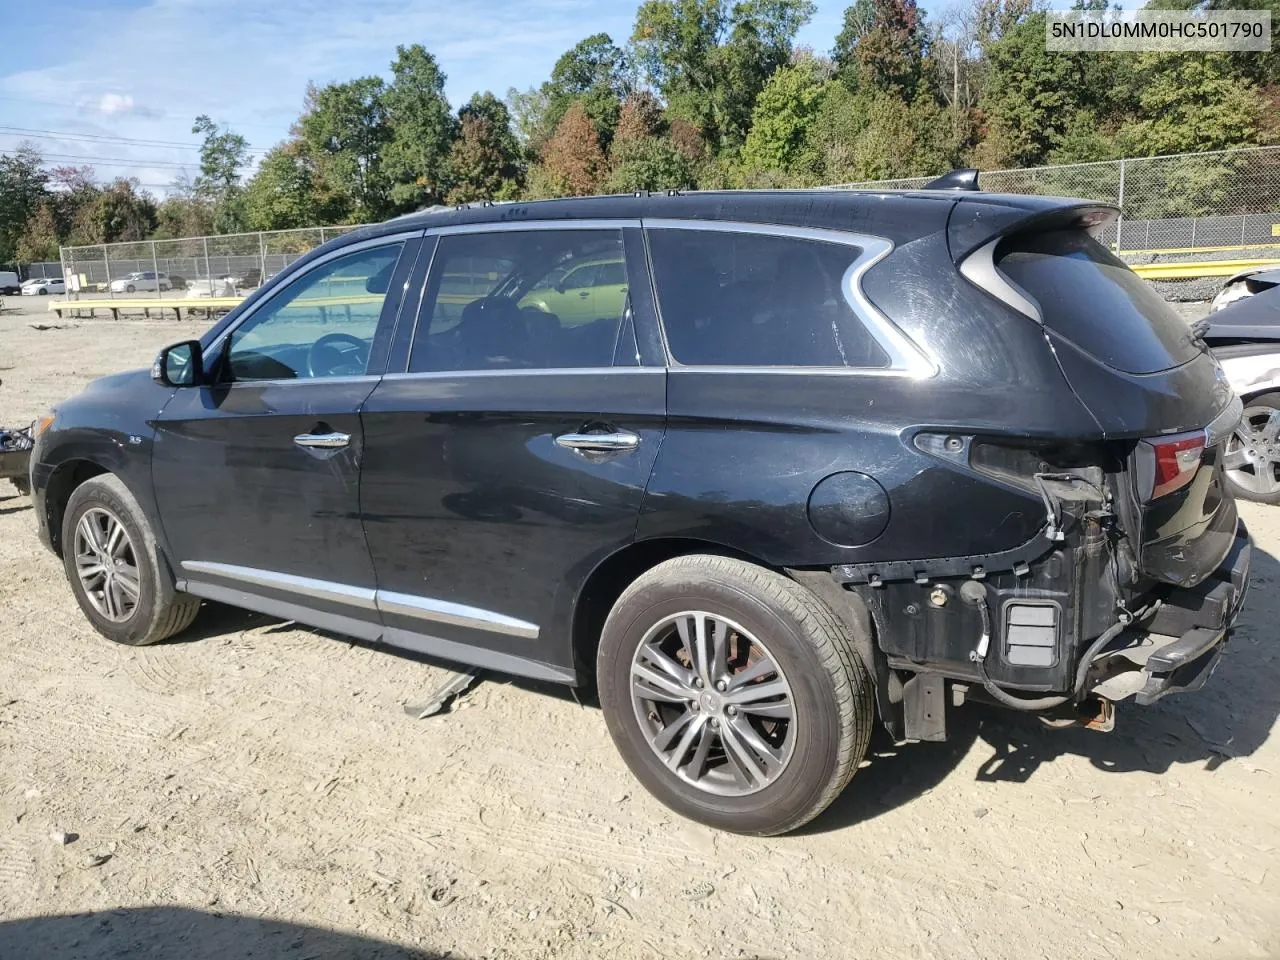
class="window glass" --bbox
[226,242,404,381]
[995,230,1200,375]
[647,229,891,368]
[410,230,628,372]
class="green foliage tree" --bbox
[191,114,249,233]
[15,202,59,262]
[630,0,815,148]
[299,77,395,222]
[0,146,49,264]
[242,141,346,231]
[740,61,826,177]
[70,178,157,245]
[833,0,925,96]
[383,44,458,209]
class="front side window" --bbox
[410,229,628,372]
[647,229,891,368]
[226,242,404,381]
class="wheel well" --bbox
[570,537,766,686]
[44,459,108,556]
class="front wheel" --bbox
[597,555,875,835]
[1223,392,1280,504]
[61,474,201,645]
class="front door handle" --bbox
[294,431,350,450]
[555,430,640,454]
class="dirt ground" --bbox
[1,296,1278,960]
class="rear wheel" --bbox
[1223,392,1280,504]
[597,555,875,835]
[61,475,200,645]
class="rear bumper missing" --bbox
[1089,521,1251,706]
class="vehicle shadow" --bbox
[806,544,1280,833]
[0,490,30,514]
[0,905,450,959]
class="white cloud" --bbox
[98,93,135,115]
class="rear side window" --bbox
[995,230,1200,374]
[648,229,890,368]
[410,229,629,372]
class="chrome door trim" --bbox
[179,561,539,639]
[641,219,937,379]
[376,590,539,640]
[380,367,665,382]
[180,560,377,609]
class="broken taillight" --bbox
[1148,431,1206,499]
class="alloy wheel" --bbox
[1224,404,1280,497]
[73,507,141,622]
[629,611,796,797]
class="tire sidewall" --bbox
[61,478,166,645]
[598,569,850,834]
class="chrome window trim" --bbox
[180,560,538,640]
[207,229,423,357]
[381,367,664,382]
[181,560,377,609]
[958,237,1042,322]
[424,219,641,235]
[641,218,937,379]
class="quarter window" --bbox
[647,229,891,368]
[225,242,404,381]
[410,229,629,372]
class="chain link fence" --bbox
[61,225,361,300]
[828,144,1280,261]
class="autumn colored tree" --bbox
[538,102,607,195]
[446,94,523,202]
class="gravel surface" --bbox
[0,297,1277,960]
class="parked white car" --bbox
[108,271,172,294]
[184,277,239,298]
[21,277,65,295]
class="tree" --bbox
[538,102,607,195]
[15,202,59,262]
[606,135,697,191]
[70,178,157,245]
[191,115,249,234]
[445,94,523,203]
[299,77,394,221]
[739,61,826,176]
[383,44,457,209]
[832,0,925,97]
[242,140,346,230]
[0,145,49,264]
[541,34,632,149]
[631,0,815,148]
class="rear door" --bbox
[152,233,421,636]
[359,222,665,681]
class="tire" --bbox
[1223,392,1280,505]
[61,474,200,646]
[37,288,47,296]
[597,555,875,835]
[125,284,136,293]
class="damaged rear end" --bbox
[845,198,1251,739]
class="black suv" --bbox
[29,187,1251,835]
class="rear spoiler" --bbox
[947,200,1120,264]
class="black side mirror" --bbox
[152,340,204,387]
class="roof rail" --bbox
[924,168,981,191]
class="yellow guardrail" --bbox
[1118,241,1280,257]
[1130,259,1280,280]
[50,291,480,319]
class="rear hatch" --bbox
[953,201,1240,588]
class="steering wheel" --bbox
[308,332,369,378]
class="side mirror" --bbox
[152,340,204,387]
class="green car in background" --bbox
[519,257,628,326]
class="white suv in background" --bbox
[108,271,172,293]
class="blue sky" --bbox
[0,0,851,193]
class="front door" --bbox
[360,224,665,681]
[152,235,420,639]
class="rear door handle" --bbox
[555,430,640,453]
[294,431,350,449]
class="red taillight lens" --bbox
[1150,432,1205,499]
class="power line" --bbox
[0,124,266,152]
[35,152,201,170]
